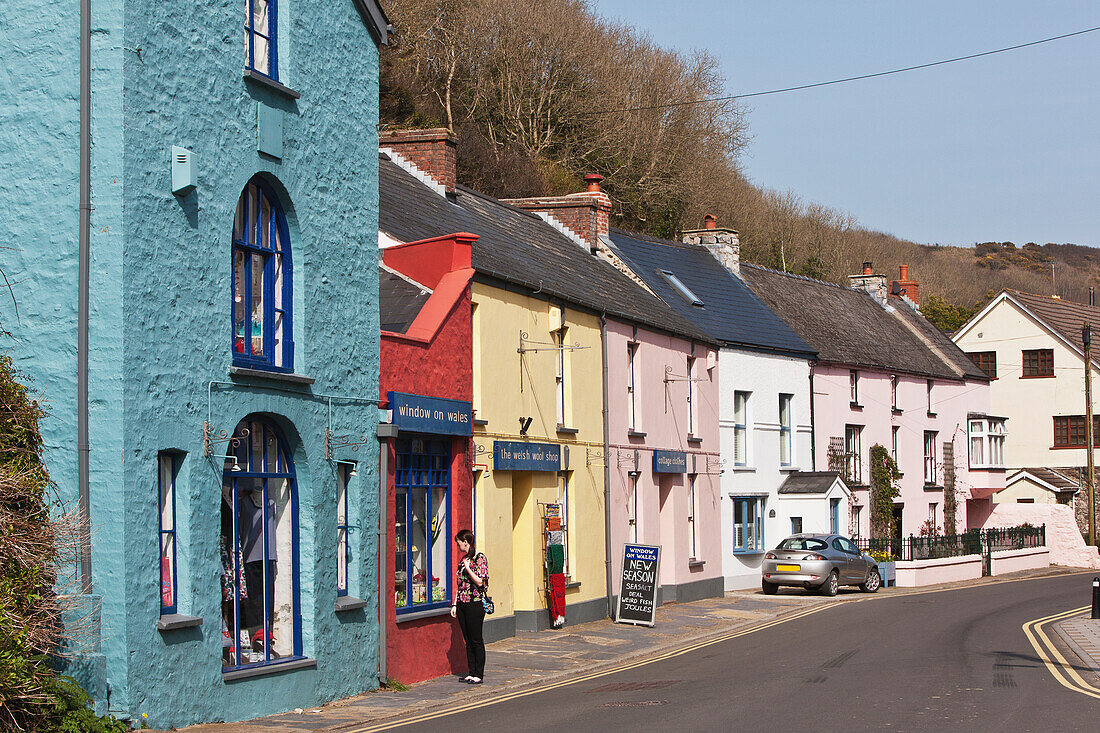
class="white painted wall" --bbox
[718,348,816,590]
[777,482,850,537]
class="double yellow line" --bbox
[1022,605,1100,699]
[346,603,829,732]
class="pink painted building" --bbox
[604,319,724,603]
[743,263,1004,538]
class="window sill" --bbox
[688,559,706,568]
[556,425,579,435]
[927,412,937,418]
[847,483,870,490]
[850,402,864,410]
[924,484,944,491]
[396,605,453,623]
[229,366,315,385]
[731,465,756,473]
[243,68,301,100]
[779,465,799,473]
[627,429,647,439]
[335,595,369,613]
[1020,374,1055,379]
[565,579,581,590]
[473,418,489,427]
[732,549,765,556]
[968,465,1006,472]
[223,656,316,682]
[157,614,203,632]
[892,408,903,416]
[686,435,703,445]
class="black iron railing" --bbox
[855,524,1045,562]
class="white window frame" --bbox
[969,418,1007,469]
[336,462,353,597]
[627,342,638,432]
[924,431,938,485]
[732,496,763,553]
[629,473,639,543]
[926,380,934,414]
[891,425,899,463]
[558,471,572,578]
[158,452,180,616]
[688,474,698,560]
[687,356,696,436]
[554,327,567,427]
[850,370,859,405]
[779,393,793,467]
[890,374,898,410]
[845,425,862,484]
[734,391,750,466]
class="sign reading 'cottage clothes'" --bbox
[615,543,661,627]
[493,441,561,472]
[652,450,687,473]
[389,392,472,436]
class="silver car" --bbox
[761,534,880,596]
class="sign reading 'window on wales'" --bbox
[389,392,472,436]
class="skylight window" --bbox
[658,270,703,306]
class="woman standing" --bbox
[451,529,489,684]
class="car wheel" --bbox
[861,568,881,593]
[761,579,778,595]
[820,570,839,597]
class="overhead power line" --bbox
[582,25,1100,115]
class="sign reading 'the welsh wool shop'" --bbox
[615,543,661,627]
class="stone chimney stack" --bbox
[682,215,740,275]
[849,261,888,304]
[503,174,612,253]
[891,264,920,305]
[379,128,457,195]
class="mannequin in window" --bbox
[238,485,278,657]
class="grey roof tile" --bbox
[378,266,429,334]
[778,471,844,494]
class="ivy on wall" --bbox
[868,444,901,540]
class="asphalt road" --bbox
[389,574,1100,732]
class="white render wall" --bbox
[777,483,850,537]
[718,348,815,590]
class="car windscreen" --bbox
[777,538,828,551]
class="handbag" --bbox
[482,592,495,615]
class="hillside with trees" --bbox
[378,0,1100,320]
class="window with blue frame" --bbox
[395,438,451,612]
[830,498,840,534]
[245,0,278,79]
[221,417,301,670]
[731,497,763,553]
[233,178,292,371]
[158,452,180,615]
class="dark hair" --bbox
[454,529,476,560]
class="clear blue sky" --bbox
[590,1,1099,247]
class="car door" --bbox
[838,536,866,582]
[830,538,854,581]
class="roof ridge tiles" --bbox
[739,262,852,291]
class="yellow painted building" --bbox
[471,283,609,637]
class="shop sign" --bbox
[493,441,560,472]
[615,543,661,627]
[389,392,472,436]
[652,450,687,473]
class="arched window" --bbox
[233,178,292,371]
[221,417,301,670]
[245,0,278,80]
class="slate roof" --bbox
[1011,467,1082,492]
[889,297,988,380]
[778,471,844,495]
[605,228,815,358]
[378,156,715,344]
[378,265,430,334]
[740,264,967,380]
[1004,290,1100,357]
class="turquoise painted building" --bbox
[0,1,389,727]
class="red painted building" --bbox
[379,232,475,684]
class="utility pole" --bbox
[1085,323,1095,546]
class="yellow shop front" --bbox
[470,282,609,639]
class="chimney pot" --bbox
[863,261,873,275]
[1091,287,1095,307]
[704,214,717,230]
[899,264,909,281]
[584,173,604,193]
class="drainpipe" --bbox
[808,363,817,472]
[78,0,93,593]
[599,314,614,617]
[376,423,398,685]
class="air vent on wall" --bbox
[171,146,195,195]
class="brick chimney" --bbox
[890,264,920,305]
[682,215,740,275]
[379,128,457,195]
[503,174,612,253]
[849,261,888,304]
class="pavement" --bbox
[173,566,1088,733]
[1054,613,1100,676]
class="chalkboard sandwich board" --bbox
[615,543,661,627]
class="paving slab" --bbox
[1054,617,1100,674]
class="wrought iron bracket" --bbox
[203,421,249,458]
[586,447,606,467]
[517,330,589,392]
[325,427,371,461]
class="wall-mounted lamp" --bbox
[519,416,533,435]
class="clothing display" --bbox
[547,530,564,546]
[546,543,565,575]
[548,573,567,628]
[238,494,277,564]
[241,560,276,628]
[546,516,561,532]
